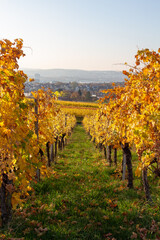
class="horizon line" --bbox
[21,67,123,72]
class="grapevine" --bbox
[0,39,76,225]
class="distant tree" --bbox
[60,90,72,100]
[78,89,82,96]
[70,91,79,101]
[86,91,92,101]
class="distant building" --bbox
[35,73,40,82]
[24,92,32,97]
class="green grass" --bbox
[1,125,160,239]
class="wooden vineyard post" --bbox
[142,167,152,201]
[50,143,54,163]
[107,145,112,166]
[46,142,51,167]
[62,134,65,150]
[34,98,39,141]
[35,98,40,181]
[104,145,107,160]
[121,143,133,188]
[64,115,68,146]
[114,148,117,166]
[122,153,126,181]
[1,173,13,226]
[54,137,58,159]
[58,139,62,151]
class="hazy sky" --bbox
[1,0,160,71]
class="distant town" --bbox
[24,69,125,102]
[24,81,124,102]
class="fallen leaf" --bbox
[131,232,137,239]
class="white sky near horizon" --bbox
[0,0,160,71]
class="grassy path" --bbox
[2,125,160,240]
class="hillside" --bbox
[23,68,125,83]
